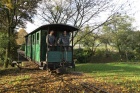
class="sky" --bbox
[131,0,140,29]
[25,0,140,33]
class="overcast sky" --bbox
[25,0,140,33]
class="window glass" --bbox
[37,33,39,44]
[33,35,34,44]
[37,33,39,40]
[26,36,31,45]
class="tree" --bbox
[16,28,28,45]
[102,14,135,61]
[38,0,133,46]
[132,31,140,60]
[0,32,8,60]
[0,0,41,68]
[76,25,101,55]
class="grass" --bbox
[76,62,140,92]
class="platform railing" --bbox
[47,46,72,51]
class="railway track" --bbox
[81,82,108,93]
[10,54,112,93]
[0,68,125,93]
[46,73,109,93]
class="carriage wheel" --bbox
[56,67,67,74]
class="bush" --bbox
[74,48,92,63]
[90,49,121,63]
[20,44,25,51]
[74,48,140,63]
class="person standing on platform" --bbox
[46,30,56,51]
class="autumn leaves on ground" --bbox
[0,62,140,93]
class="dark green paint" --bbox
[35,31,41,62]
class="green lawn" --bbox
[76,62,140,92]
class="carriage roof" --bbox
[25,24,79,37]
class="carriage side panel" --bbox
[40,30,47,61]
[25,35,32,59]
[35,31,41,62]
[64,52,72,62]
[47,51,62,62]
[31,33,36,61]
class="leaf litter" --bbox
[0,62,129,93]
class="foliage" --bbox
[0,0,42,28]
[102,14,138,61]
[90,49,120,63]
[16,28,27,45]
[20,44,25,51]
[75,25,101,53]
[0,0,41,68]
[0,32,9,48]
[9,38,19,61]
[0,32,9,62]
[74,48,92,63]
[74,14,140,63]
[38,0,113,26]
[0,32,19,67]
[74,48,122,63]
[38,0,133,46]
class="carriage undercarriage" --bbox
[12,47,75,74]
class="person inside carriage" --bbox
[46,30,56,51]
[57,31,71,51]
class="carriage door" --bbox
[27,35,31,58]
[35,31,41,62]
[32,34,36,61]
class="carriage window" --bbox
[37,33,39,40]
[37,33,39,44]
[26,38,28,45]
[27,36,31,45]
[33,35,35,44]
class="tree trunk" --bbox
[105,44,108,52]
[3,27,11,68]
[4,48,9,68]
[125,51,128,62]
[118,46,123,61]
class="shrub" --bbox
[90,49,122,63]
[74,48,92,63]
[74,48,140,63]
[20,44,25,51]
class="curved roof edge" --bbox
[25,23,79,37]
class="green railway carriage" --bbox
[25,24,79,70]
